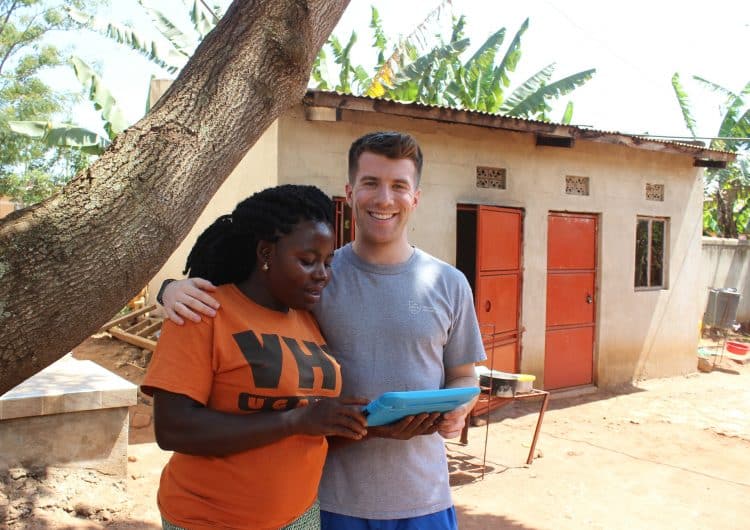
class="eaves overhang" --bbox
[303,90,736,166]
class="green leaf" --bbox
[464,27,505,72]
[495,18,529,88]
[693,76,737,100]
[65,7,185,73]
[310,49,331,90]
[7,120,50,138]
[561,101,574,124]
[369,6,388,64]
[501,63,556,112]
[138,0,195,57]
[45,126,106,151]
[70,56,128,138]
[505,68,595,119]
[184,0,218,38]
[671,73,697,138]
[9,120,107,151]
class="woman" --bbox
[142,184,368,530]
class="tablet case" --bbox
[363,387,480,427]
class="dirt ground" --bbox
[3,334,750,529]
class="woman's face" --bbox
[265,220,335,311]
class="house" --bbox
[148,89,734,390]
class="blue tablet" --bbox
[363,387,480,427]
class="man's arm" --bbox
[439,363,479,439]
[159,278,220,324]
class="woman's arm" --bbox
[153,390,368,456]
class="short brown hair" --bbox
[347,131,423,186]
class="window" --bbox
[635,217,668,289]
[333,196,354,249]
[565,175,590,196]
[476,166,507,189]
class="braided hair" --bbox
[184,184,334,285]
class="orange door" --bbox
[475,206,523,373]
[545,213,597,389]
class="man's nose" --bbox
[375,185,394,203]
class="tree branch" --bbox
[0,0,19,37]
[0,0,350,394]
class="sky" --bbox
[57,0,749,142]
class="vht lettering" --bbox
[233,331,337,390]
[237,394,311,412]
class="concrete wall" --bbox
[147,122,280,303]
[700,237,750,325]
[0,408,129,475]
[277,106,705,388]
[0,355,136,476]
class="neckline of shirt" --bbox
[340,244,419,275]
[226,283,300,320]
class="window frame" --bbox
[333,196,355,249]
[634,216,669,291]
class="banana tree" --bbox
[672,73,750,237]
[416,17,594,122]
[311,10,595,124]
[66,0,221,74]
[9,57,128,154]
[311,2,454,98]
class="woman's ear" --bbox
[256,241,273,272]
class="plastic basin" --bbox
[726,341,750,355]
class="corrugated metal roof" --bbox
[303,90,736,162]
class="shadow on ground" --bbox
[0,465,160,530]
[447,450,500,486]
[455,504,538,530]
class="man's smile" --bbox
[369,211,397,220]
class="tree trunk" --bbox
[0,0,349,395]
[717,187,738,238]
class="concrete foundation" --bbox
[0,354,137,476]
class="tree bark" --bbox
[0,0,349,395]
[717,187,738,238]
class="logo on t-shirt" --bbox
[233,330,338,412]
[409,299,437,315]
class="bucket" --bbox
[703,288,741,329]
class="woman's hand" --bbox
[161,278,220,324]
[289,397,369,440]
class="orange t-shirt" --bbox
[142,284,341,530]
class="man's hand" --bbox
[438,400,476,439]
[368,412,442,440]
[440,362,480,439]
[162,278,220,324]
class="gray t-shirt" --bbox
[313,244,485,519]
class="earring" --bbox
[262,262,269,272]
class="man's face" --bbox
[346,151,420,249]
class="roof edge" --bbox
[303,90,736,163]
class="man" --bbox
[160,131,485,529]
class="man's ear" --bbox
[345,182,354,208]
[411,187,421,208]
